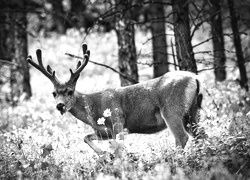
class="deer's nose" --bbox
[56,103,65,111]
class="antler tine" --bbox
[82,43,90,59]
[67,44,90,84]
[86,50,90,58]
[68,54,89,82]
[27,49,59,84]
[82,43,88,55]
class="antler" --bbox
[67,43,90,84]
[27,49,60,85]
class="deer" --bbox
[27,43,205,156]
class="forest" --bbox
[0,0,250,179]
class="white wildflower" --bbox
[97,117,105,125]
[103,108,111,117]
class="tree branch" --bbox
[65,53,138,84]
[137,60,180,67]
[0,59,19,67]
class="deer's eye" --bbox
[68,90,74,96]
[52,92,57,98]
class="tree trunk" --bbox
[228,0,248,91]
[172,0,197,73]
[115,0,139,86]
[48,0,67,34]
[149,0,169,78]
[70,0,86,29]
[0,0,32,104]
[210,0,226,81]
[0,4,10,62]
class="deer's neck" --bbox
[68,93,95,127]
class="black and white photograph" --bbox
[0,0,250,179]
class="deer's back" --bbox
[90,71,200,134]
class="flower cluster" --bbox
[97,108,111,125]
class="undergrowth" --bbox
[1,77,250,180]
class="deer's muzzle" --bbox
[56,103,66,115]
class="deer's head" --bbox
[27,44,89,115]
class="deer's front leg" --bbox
[84,134,104,155]
[84,126,113,156]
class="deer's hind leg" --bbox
[183,97,207,139]
[160,106,189,148]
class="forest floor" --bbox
[1,30,250,180]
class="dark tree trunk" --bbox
[172,0,197,73]
[0,0,32,104]
[12,0,32,101]
[0,1,11,61]
[149,0,169,78]
[115,0,138,86]
[70,0,86,29]
[228,0,248,91]
[48,0,67,34]
[210,0,226,81]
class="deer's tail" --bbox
[196,79,203,109]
